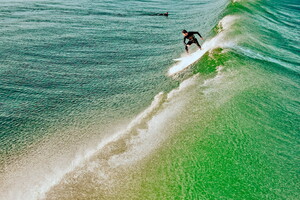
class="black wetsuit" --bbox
[157,12,168,16]
[183,31,202,52]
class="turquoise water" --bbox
[0,0,225,159]
[0,0,299,199]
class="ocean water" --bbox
[0,0,299,199]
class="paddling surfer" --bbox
[158,12,168,16]
[182,30,204,53]
[152,12,168,16]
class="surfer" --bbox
[158,12,168,16]
[182,30,204,53]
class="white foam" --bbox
[107,76,198,167]
[167,74,199,99]
[0,92,167,200]
[203,65,224,87]
[234,45,294,69]
[218,15,238,31]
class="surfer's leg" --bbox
[185,45,189,53]
[194,39,202,50]
[186,41,193,53]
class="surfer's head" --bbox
[182,29,188,36]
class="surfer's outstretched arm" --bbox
[190,31,204,40]
[197,32,204,40]
[196,32,204,40]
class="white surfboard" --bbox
[168,48,208,76]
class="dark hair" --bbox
[182,30,187,33]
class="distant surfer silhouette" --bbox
[158,12,168,16]
[182,30,204,53]
[152,12,168,16]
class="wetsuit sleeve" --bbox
[183,37,187,45]
[190,31,203,38]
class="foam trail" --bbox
[108,76,198,167]
[168,15,238,76]
[1,92,166,200]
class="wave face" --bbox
[1,0,299,199]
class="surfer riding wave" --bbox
[182,30,204,53]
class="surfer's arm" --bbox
[191,31,204,40]
[183,37,187,45]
